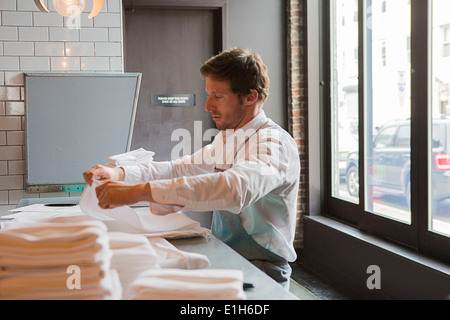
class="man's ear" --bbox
[244,89,259,105]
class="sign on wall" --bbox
[151,94,196,107]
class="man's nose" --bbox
[205,97,214,112]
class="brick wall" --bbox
[0,0,123,205]
[287,0,308,249]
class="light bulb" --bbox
[52,0,86,18]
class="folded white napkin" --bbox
[79,181,210,238]
[127,268,246,300]
[107,148,155,166]
[1,269,122,300]
[0,216,111,268]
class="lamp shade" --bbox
[52,0,86,18]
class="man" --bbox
[83,48,300,288]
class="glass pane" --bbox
[429,0,450,237]
[330,0,359,204]
[365,0,411,224]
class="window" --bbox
[330,0,359,204]
[442,25,450,57]
[430,0,450,238]
[326,0,450,263]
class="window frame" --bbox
[322,0,450,264]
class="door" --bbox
[124,6,223,161]
[123,4,224,228]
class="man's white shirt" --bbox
[122,111,300,262]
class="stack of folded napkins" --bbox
[0,216,121,300]
[127,268,246,300]
[108,232,211,299]
[108,233,246,300]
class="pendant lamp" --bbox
[33,0,104,18]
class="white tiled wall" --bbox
[0,0,123,205]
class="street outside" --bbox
[338,182,450,236]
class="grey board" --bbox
[24,73,141,191]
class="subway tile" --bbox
[35,42,65,56]
[0,57,20,71]
[0,73,4,86]
[5,72,24,86]
[110,57,122,72]
[0,0,16,11]
[0,175,23,190]
[6,102,24,116]
[0,42,3,56]
[108,0,121,13]
[8,190,23,204]
[108,28,122,42]
[65,42,94,56]
[0,87,21,101]
[33,12,64,27]
[2,11,33,26]
[51,57,80,71]
[0,102,4,115]
[7,87,21,101]
[19,27,49,41]
[0,132,5,145]
[79,28,108,41]
[0,161,6,175]
[93,13,121,28]
[0,117,21,131]
[17,0,48,11]
[0,88,7,100]
[3,42,34,56]
[20,57,50,71]
[0,191,7,205]
[49,27,79,41]
[8,160,25,175]
[0,146,23,161]
[0,26,18,41]
[95,42,121,56]
[9,189,39,205]
[6,131,24,146]
[81,57,109,71]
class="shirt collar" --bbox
[238,110,267,132]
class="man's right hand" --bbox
[83,165,125,186]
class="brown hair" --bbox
[200,48,270,103]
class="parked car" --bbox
[345,117,450,209]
